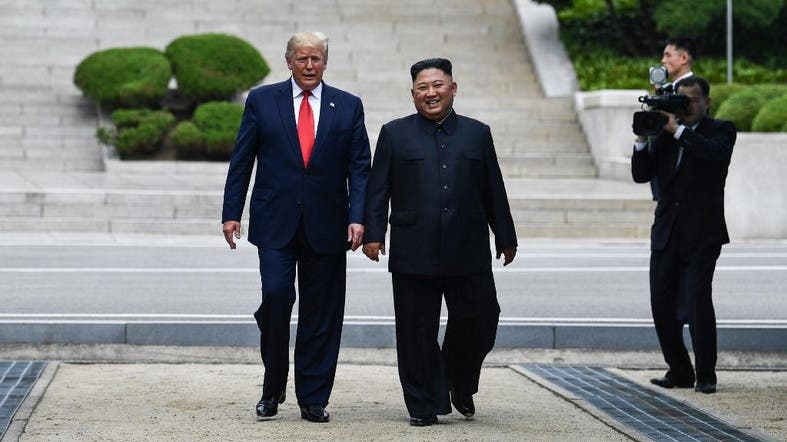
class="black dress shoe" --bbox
[255,391,286,419]
[694,382,717,394]
[451,393,475,418]
[409,415,437,427]
[300,404,329,423]
[650,376,694,389]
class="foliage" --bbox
[537,0,787,62]
[101,109,175,158]
[715,85,787,131]
[709,83,746,116]
[171,121,204,157]
[192,102,243,159]
[751,95,787,132]
[165,33,270,103]
[172,102,243,160]
[74,47,171,108]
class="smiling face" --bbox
[286,44,326,91]
[411,68,457,122]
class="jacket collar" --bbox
[416,108,457,135]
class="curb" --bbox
[1,317,785,352]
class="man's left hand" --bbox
[348,223,364,251]
[496,246,517,266]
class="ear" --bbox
[285,56,294,71]
[451,81,457,97]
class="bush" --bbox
[107,109,175,158]
[715,85,787,131]
[709,83,746,116]
[171,121,204,157]
[751,95,787,132]
[74,47,171,108]
[165,33,269,103]
[193,102,243,159]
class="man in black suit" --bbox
[363,58,518,426]
[631,76,736,394]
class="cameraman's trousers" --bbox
[650,233,721,385]
[391,271,500,419]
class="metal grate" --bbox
[520,365,764,442]
[0,360,47,436]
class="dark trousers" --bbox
[391,271,500,419]
[650,234,721,384]
[253,221,346,407]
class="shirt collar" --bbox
[416,108,457,135]
[291,78,322,101]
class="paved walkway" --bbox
[2,348,786,441]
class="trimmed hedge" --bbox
[751,95,787,132]
[165,33,270,103]
[709,83,746,116]
[715,85,787,131]
[103,109,175,158]
[74,47,171,108]
[172,102,243,160]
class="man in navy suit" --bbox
[222,31,371,422]
[632,76,735,395]
[363,58,517,426]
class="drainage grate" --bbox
[520,365,763,442]
[1,360,47,436]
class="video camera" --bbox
[632,66,690,136]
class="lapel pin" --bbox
[330,102,335,107]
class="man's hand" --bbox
[223,221,241,250]
[348,223,364,251]
[363,242,386,261]
[660,111,679,134]
[496,246,517,266]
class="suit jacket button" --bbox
[674,201,680,207]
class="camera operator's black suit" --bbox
[632,115,736,386]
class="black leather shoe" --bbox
[694,382,717,394]
[409,415,437,427]
[255,391,286,419]
[451,393,475,418]
[300,404,329,423]
[650,376,694,389]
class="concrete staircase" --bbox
[0,0,652,238]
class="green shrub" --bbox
[715,85,787,131]
[192,101,243,159]
[74,47,171,108]
[165,33,269,103]
[107,109,175,158]
[709,83,746,116]
[751,95,787,132]
[171,121,204,157]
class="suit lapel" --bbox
[311,84,337,165]
[275,81,305,169]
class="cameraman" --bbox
[631,76,736,394]
[650,37,697,200]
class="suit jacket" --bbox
[364,111,517,276]
[632,115,736,254]
[222,80,371,254]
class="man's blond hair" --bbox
[286,32,329,62]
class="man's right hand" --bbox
[223,221,241,250]
[362,242,386,262]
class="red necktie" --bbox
[297,90,315,167]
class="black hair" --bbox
[675,76,710,97]
[410,58,452,81]
[665,37,697,61]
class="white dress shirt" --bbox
[291,79,322,136]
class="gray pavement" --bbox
[2,347,786,441]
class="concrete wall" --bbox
[574,90,646,181]
[574,89,787,240]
